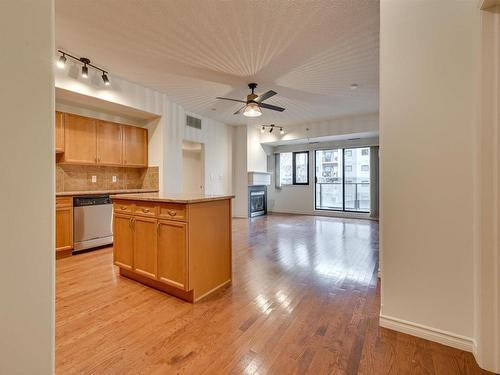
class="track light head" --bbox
[261,126,265,133]
[81,65,88,78]
[280,127,284,135]
[57,54,66,69]
[102,72,110,86]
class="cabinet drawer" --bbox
[158,203,187,221]
[134,202,157,217]
[114,201,134,214]
[56,196,72,208]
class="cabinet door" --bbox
[55,111,64,153]
[56,207,73,251]
[123,126,148,167]
[157,220,188,290]
[97,120,123,166]
[113,214,134,270]
[63,113,97,164]
[133,216,157,279]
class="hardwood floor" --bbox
[56,214,490,374]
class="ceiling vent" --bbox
[186,115,202,130]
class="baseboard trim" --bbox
[379,315,473,352]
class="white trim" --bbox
[379,315,474,352]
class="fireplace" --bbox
[248,185,267,217]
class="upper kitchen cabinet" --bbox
[97,120,123,166]
[60,113,97,165]
[55,111,64,153]
[123,126,148,167]
[55,111,148,167]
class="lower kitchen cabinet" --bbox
[157,220,188,290]
[133,216,157,279]
[113,213,134,270]
[56,196,73,258]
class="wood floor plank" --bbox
[56,214,491,374]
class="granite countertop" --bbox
[56,189,159,197]
[112,192,235,204]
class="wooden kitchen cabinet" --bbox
[123,126,148,167]
[56,196,73,258]
[157,220,188,290]
[113,213,134,270]
[133,216,157,279]
[55,111,64,153]
[97,120,123,166]
[61,113,97,164]
[56,111,148,167]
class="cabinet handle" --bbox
[142,208,150,213]
[167,210,177,217]
[128,217,133,229]
[121,206,127,210]
[157,222,160,233]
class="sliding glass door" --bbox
[315,147,370,212]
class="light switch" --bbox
[91,175,97,183]
[112,176,117,183]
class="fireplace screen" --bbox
[248,186,267,217]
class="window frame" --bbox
[292,151,309,185]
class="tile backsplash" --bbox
[56,165,159,192]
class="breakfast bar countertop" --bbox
[112,192,235,204]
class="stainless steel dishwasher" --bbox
[73,195,113,252]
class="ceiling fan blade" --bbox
[234,105,246,115]
[259,103,285,112]
[216,97,246,103]
[256,90,277,103]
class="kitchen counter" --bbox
[112,192,234,203]
[112,193,232,302]
[56,189,159,197]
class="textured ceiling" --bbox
[55,0,379,126]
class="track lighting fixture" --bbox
[57,50,111,86]
[259,124,285,135]
[102,73,110,86]
[81,64,88,78]
[57,54,67,69]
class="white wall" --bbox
[0,0,55,373]
[380,0,479,351]
[232,126,249,217]
[54,61,232,196]
[247,125,267,172]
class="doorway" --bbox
[182,140,204,194]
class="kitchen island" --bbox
[112,192,233,302]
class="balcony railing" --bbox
[315,182,370,212]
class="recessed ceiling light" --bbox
[350,83,359,90]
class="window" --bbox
[278,151,309,186]
[293,151,309,184]
[279,152,293,185]
[315,147,371,212]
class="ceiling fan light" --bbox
[243,102,262,117]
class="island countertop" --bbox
[112,192,234,204]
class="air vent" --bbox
[186,115,202,130]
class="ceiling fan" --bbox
[216,83,285,117]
